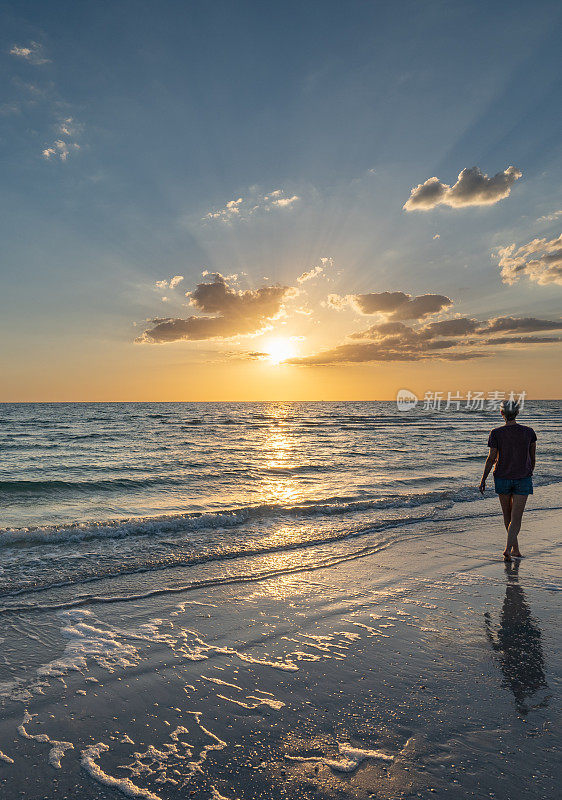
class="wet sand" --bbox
[0,499,560,800]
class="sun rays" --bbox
[263,337,298,365]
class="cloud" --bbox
[351,315,561,341]
[537,210,562,224]
[403,177,447,210]
[420,317,480,337]
[9,43,82,160]
[297,265,324,283]
[271,195,299,208]
[497,234,562,286]
[480,316,562,333]
[291,341,489,366]
[204,198,243,221]
[9,42,50,65]
[138,273,297,343]
[203,189,300,222]
[42,139,79,161]
[349,321,411,339]
[43,118,82,162]
[154,276,186,291]
[297,258,333,284]
[482,336,561,345]
[325,293,348,310]
[403,166,522,211]
[291,303,561,365]
[349,291,453,320]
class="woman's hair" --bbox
[500,399,520,420]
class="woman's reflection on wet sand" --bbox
[484,560,547,714]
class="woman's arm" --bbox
[529,441,536,473]
[479,447,498,493]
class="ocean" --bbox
[0,401,560,609]
[0,402,560,799]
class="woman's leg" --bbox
[499,493,513,532]
[505,494,528,557]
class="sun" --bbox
[263,337,297,365]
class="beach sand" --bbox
[0,495,560,800]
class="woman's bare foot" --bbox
[503,550,512,562]
[511,551,523,558]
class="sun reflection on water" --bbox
[261,405,301,505]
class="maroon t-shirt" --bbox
[487,423,537,479]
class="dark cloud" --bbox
[423,339,459,350]
[404,166,522,211]
[403,177,446,210]
[292,310,562,366]
[137,273,296,343]
[419,317,480,337]
[482,336,561,345]
[351,291,410,314]
[480,316,562,333]
[443,352,490,361]
[290,343,422,366]
[392,294,453,320]
[497,235,562,286]
[349,321,411,339]
[351,292,452,320]
[351,317,480,343]
[290,341,488,366]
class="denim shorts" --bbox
[494,476,533,495]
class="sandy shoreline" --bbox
[0,497,560,800]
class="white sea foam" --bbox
[17,711,74,768]
[0,750,14,764]
[286,741,394,773]
[216,693,284,711]
[247,694,284,710]
[291,650,323,661]
[170,624,299,672]
[81,742,162,800]
[185,711,227,774]
[297,630,360,657]
[210,788,237,800]
[201,675,243,691]
[122,710,227,789]
[348,621,382,635]
[37,610,142,680]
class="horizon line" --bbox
[1,398,560,404]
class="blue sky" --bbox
[1,0,561,399]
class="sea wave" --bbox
[3,500,562,614]
[4,502,559,613]
[0,489,449,543]
[0,483,518,550]
[0,517,428,606]
[3,467,560,549]
[0,475,190,496]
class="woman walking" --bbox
[480,400,537,561]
